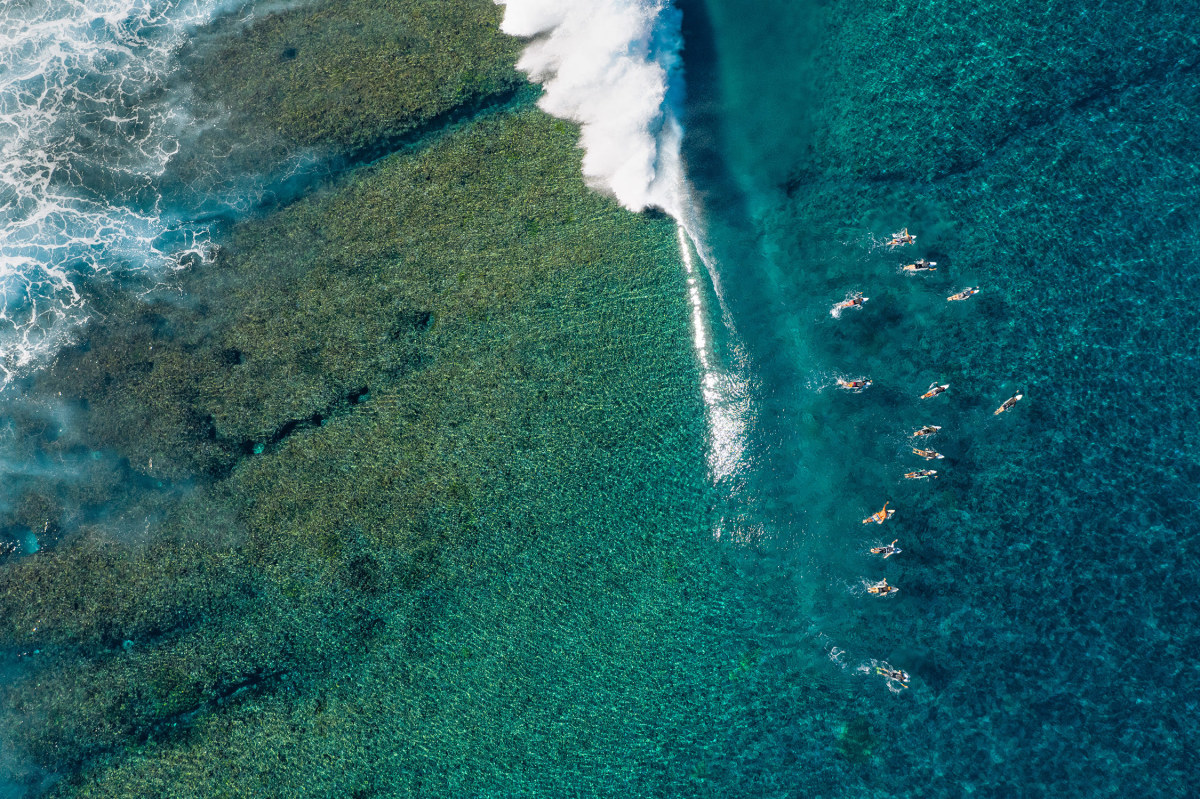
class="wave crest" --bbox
[495,0,685,217]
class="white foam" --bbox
[0,0,267,386]
[494,0,685,217]
[496,1,760,489]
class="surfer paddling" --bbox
[947,287,979,301]
[862,502,895,525]
[920,382,948,399]
[837,377,872,392]
[901,259,937,272]
[912,447,944,460]
[870,539,901,558]
[866,578,898,596]
[911,425,941,438]
[994,390,1024,415]
[904,469,937,480]
[832,292,868,315]
[886,228,916,249]
[876,665,910,689]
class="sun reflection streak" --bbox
[674,222,752,488]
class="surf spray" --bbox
[493,0,751,485]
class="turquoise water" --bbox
[1,0,1198,795]
[682,0,1200,793]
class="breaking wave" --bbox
[495,0,754,488]
[494,0,686,217]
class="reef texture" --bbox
[0,1,757,794]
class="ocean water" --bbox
[0,0,240,384]
[0,0,333,392]
[1,0,1198,795]
[0,0,315,567]
[671,0,1200,794]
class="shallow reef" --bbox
[186,0,524,153]
[0,4,774,789]
[160,0,529,210]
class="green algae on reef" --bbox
[0,104,757,796]
[0,1,769,790]
[177,0,525,166]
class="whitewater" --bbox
[493,0,752,485]
[0,0,284,386]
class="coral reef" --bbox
[0,70,747,799]
[158,0,530,209]
[186,0,525,154]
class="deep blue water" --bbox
[681,0,1200,793]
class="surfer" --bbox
[886,228,916,248]
[837,377,872,392]
[862,502,895,525]
[947,287,979,301]
[994,390,1025,415]
[920,382,948,399]
[867,578,897,596]
[833,292,867,313]
[904,469,937,480]
[911,425,941,438]
[876,665,910,687]
[870,539,901,558]
[912,447,944,460]
[901,259,937,272]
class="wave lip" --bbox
[496,1,754,489]
[495,0,685,217]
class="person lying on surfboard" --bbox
[901,259,937,272]
[912,447,944,460]
[867,578,897,596]
[911,425,941,438]
[886,228,916,248]
[862,502,894,524]
[837,377,872,392]
[876,665,910,687]
[832,292,867,312]
[921,382,948,399]
[904,469,937,480]
[994,390,1024,415]
[947,287,979,301]
[870,539,901,558]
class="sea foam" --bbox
[494,0,685,218]
[0,0,270,386]
[495,1,753,486]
